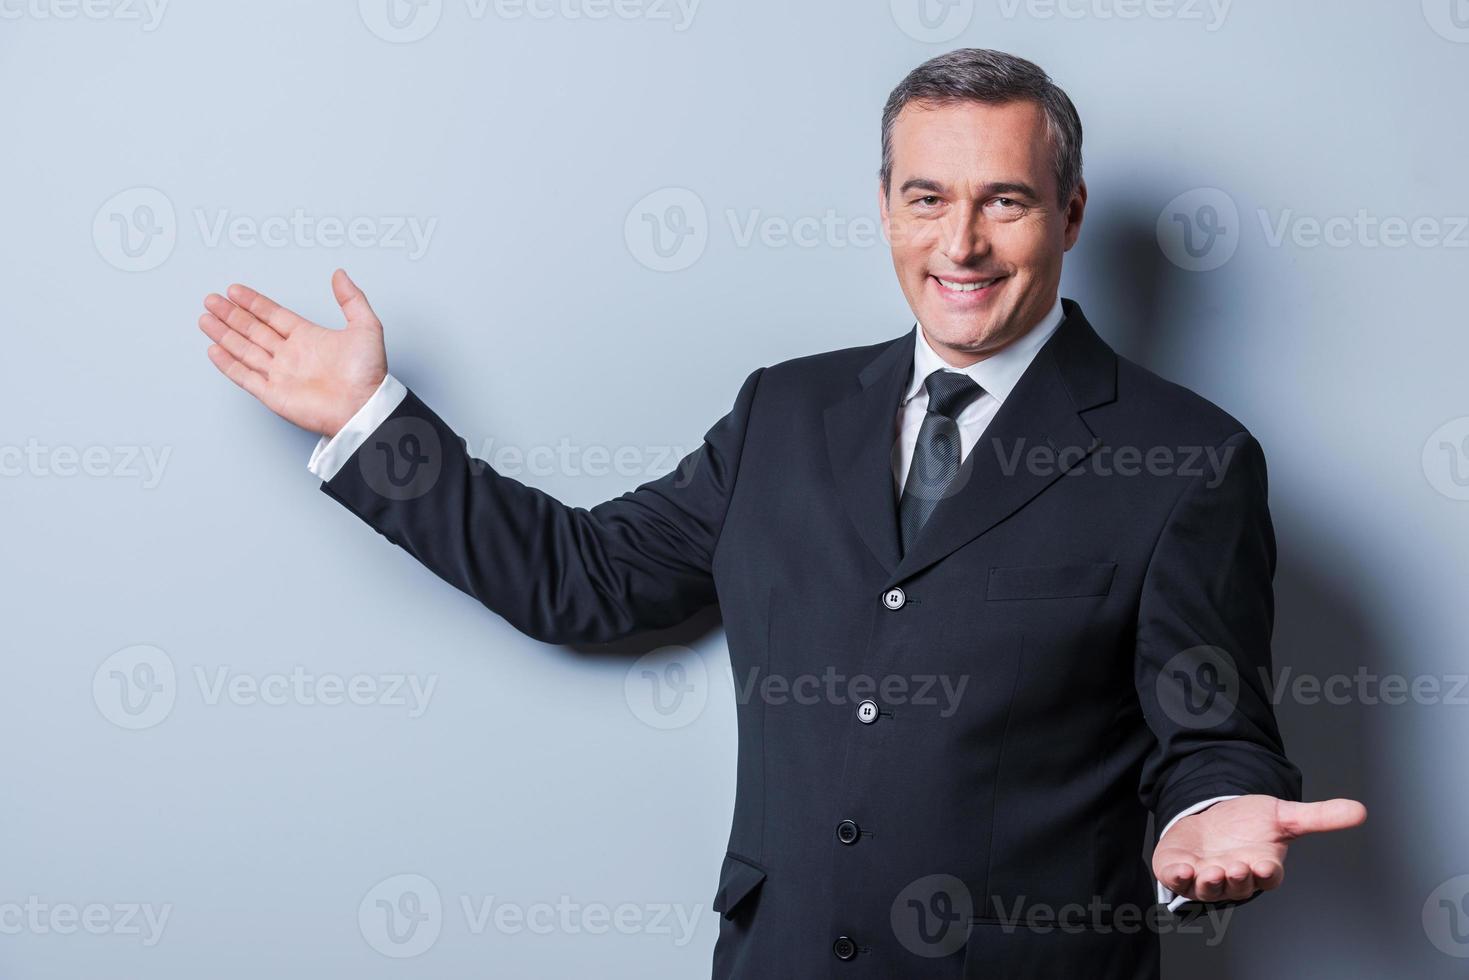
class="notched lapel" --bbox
[823,328,915,576]
[821,303,1118,589]
[884,302,1118,589]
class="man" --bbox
[198,48,1364,979]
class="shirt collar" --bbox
[902,295,1067,407]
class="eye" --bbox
[915,195,941,207]
[987,196,1029,219]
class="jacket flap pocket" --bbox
[986,561,1116,601]
[711,851,767,918]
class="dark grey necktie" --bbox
[898,369,984,556]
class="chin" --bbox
[924,318,990,350]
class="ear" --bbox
[1062,179,1087,252]
[877,177,891,240]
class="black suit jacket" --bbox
[321,299,1301,979]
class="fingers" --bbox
[1224,860,1254,898]
[199,309,272,375]
[1158,862,1195,895]
[1180,864,1255,903]
[1162,858,1283,904]
[1276,798,1368,839]
[1250,859,1285,891]
[1194,864,1228,902]
[331,268,379,327]
[226,282,308,338]
[203,293,280,354]
[206,343,268,401]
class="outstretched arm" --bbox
[1133,429,1366,907]
[199,271,765,645]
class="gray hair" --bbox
[880,48,1083,207]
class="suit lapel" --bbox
[884,300,1117,589]
[823,326,915,576]
[821,301,1119,588]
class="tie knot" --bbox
[923,369,983,421]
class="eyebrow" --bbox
[897,178,1041,200]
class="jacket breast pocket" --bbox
[986,561,1116,601]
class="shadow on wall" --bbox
[1078,196,1428,977]
[1067,189,1178,370]
[1159,519,1394,978]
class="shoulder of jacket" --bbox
[1111,354,1254,447]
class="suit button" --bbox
[833,935,857,960]
[856,700,879,724]
[881,587,906,610]
[836,819,860,844]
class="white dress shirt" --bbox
[308,375,408,482]
[307,296,1235,910]
[892,296,1065,495]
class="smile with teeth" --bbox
[935,276,1003,292]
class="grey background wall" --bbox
[3,0,1466,976]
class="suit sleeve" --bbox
[1134,429,1303,835]
[318,367,765,645]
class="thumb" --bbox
[332,268,380,328]
[1276,798,1368,839]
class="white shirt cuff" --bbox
[306,374,408,482]
[1155,794,1242,911]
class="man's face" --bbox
[879,98,1086,367]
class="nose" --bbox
[940,201,990,266]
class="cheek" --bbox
[993,222,1057,271]
[891,222,941,272]
[889,237,930,279]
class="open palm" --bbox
[1153,794,1366,903]
[199,269,387,437]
